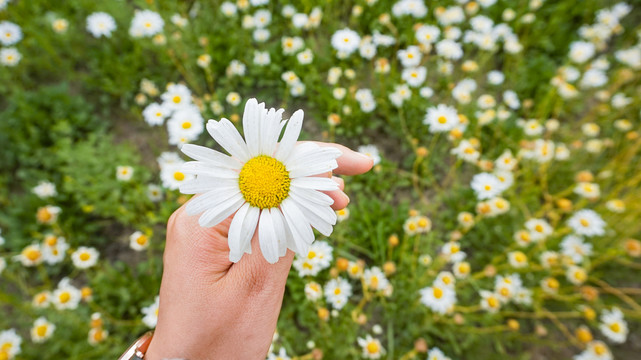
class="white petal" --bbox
[288,160,338,178]
[270,208,289,257]
[291,177,339,191]
[243,99,262,156]
[181,161,240,179]
[186,186,242,215]
[286,147,342,170]
[258,210,279,264]
[179,177,238,194]
[181,144,242,169]
[228,203,250,262]
[291,197,334,236]
[260,108,284,156]
[290,192,337,225]
[281,198,315,255]
[206,119,251,162]
[274,109,303,162]
[198,194,245,227]
[232,206,260,262]
[288,187,334,206]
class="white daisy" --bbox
[30,317,55,343]
[568,209,606,237]
[304,281,323,301]
[419,284,456,314]
[0,21,22,46]
[331,28,361,55]
[130,10,164,38]
[0,329,22,359]
[52,278,82,310]
[179,99,341,264]
[470,173,502,200]
[86,12,117,38]
[161,84,192,111]
[142,103,170,126]
[0,47,21,67]
[599,308,628,343]
[129,231,150,251]
[357,334,385,359]
[142,296,160,328]
[324,277,352,309]
[32,181,57,199]
[71,247,99,269]
[426,347,452,360]
[424,104,459,133]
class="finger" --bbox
[333,176,345,191]
[313,142,374,176]
[323,189,349,210]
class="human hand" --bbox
[145,143,373,360]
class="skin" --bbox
[145,143,373,360]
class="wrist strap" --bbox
[119,331,154,360]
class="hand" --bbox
[145,143,373,360]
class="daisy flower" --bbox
[304,281,323,301]
[324,277,352,309]
[130,10,164,38]
[357,145,381,166]
[71,247,99,269]
[568,209,606,237]
[424,104,459,133]
[86,12,117,38]
[419,283,456,314]
[30,317,55,343]
[524,218,553,241]
[142,296,160,328]
[426,347,452,360]
[129,231,149,251]
[331,28,361,56]
[14,244,43,267]
[179,99,342,264]
[116,165,134,181]
[357,334,385,359]
[508,251,528,268]
[52,278,82,310]
[470,173,502,200]
[363,267,390,291]
[574,341,612,360]
[480,290,501,313]
[88,328,109,346]
[267,348,290,360]
[142,103,170,126]
[0,329,22,359]
[0,21,22,46]
[0,47,21,67]
[32,181,57,199]
[161,84,192,111]
[599,308,628,343]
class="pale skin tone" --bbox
[145,143,373,360]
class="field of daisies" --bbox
[1,0,641,359]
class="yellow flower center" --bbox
[238,156,290,209]
[484,185,491,191]
[59,292,71,303]
[172,95,181,104]
[547,278,559,289]
[307,251,317,260]
[609,322,621,333]
[371,276,379,288]
[136,235,148,245]
[580,219,589,227]
[594,344,607,355]
[534,224,544,232]
[181,121,192,129]
[24,248,41,261]
[437,116,447,124]
[79,252,91,261]
[499,287,510,297]
[302,262,313,270]
[366,341,380,354]
[418,218,429,228]
[0,350,8,360]
[514,252,526,263]
[2,343,13,352]
[173,171,185,181]
[334,288,341,295]
[433,287,443,299]
[36,325,48,337]
[488,297,499,308]
[144,22,151,28]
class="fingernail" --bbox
[355,152,373,161]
